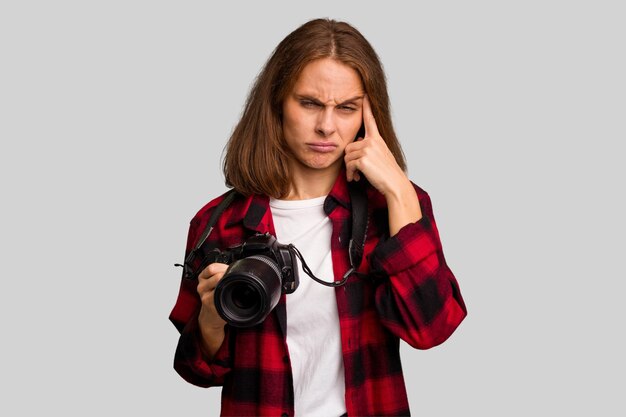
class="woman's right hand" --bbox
[197,263,229,357]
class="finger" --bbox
[198,266,224,286]
[344,139,366,154]
[345,159,362,182]
[198,263,228,297]
[198,271,224,293]
[199,287,215,305]
[198,262,229,281]
[362,95,380,137]
[344,148,366,164]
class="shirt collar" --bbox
[325,167,352,214]
[243,194,272,232]
[226,168,353,231]
[222,193,271,234]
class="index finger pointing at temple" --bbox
[362,94,380,137]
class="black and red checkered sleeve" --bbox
[173,313,233,387]
[169,204,233,387]
[369,185,467,349]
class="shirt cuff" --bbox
[369,216,439,276]
[175,316,231,386]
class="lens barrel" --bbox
[214,255,283,328]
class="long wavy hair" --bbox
[222,18,406,198]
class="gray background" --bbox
[1,1,624,416]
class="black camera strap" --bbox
[194,189,239,254]
[347,180,368,275]
[176,189,239,280]
[298,180,368,287]
[177,182,368,286]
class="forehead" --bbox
[292,58,363,101]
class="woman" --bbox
[170,18,466,417]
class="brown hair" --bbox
[222,18,406,198]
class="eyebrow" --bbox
[295,94,364,106]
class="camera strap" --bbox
[291,180,368,287]
[347,180,368,274]
[176,188,239,279]
[194,189,239,254]
[176,182,368,285]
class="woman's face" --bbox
[282,58,364,178]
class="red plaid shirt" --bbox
[170,173,467,417]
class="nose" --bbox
[315,108,336,137]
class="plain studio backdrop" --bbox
[1,1,624,416]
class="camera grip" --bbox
[180,248,231,280]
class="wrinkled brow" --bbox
[295,94,364,106]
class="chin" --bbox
[303,157,342,171]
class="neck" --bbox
[284,163,341,200]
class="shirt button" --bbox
[283,355,289,364]
[281,413,289,417]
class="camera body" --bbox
[208,233,299,328]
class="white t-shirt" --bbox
[270,196,346,417]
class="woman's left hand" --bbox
[344,95,409,195]
[344,95,408,196]
[344,95,422,235]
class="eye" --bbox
[338,105,357,112]
[300,100,320,108]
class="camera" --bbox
[206,233,299,328]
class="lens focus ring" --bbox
[214,254,283,328]
[245,255,282,279]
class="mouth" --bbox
[307,142,337,153]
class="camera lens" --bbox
[214,255,283,328]
[231,282,259,310]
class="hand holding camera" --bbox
[197,263,228,330]
[182,229,360,329]
[196,262,228,358]
[184,233,300,328]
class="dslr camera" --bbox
[194,233,299,328]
